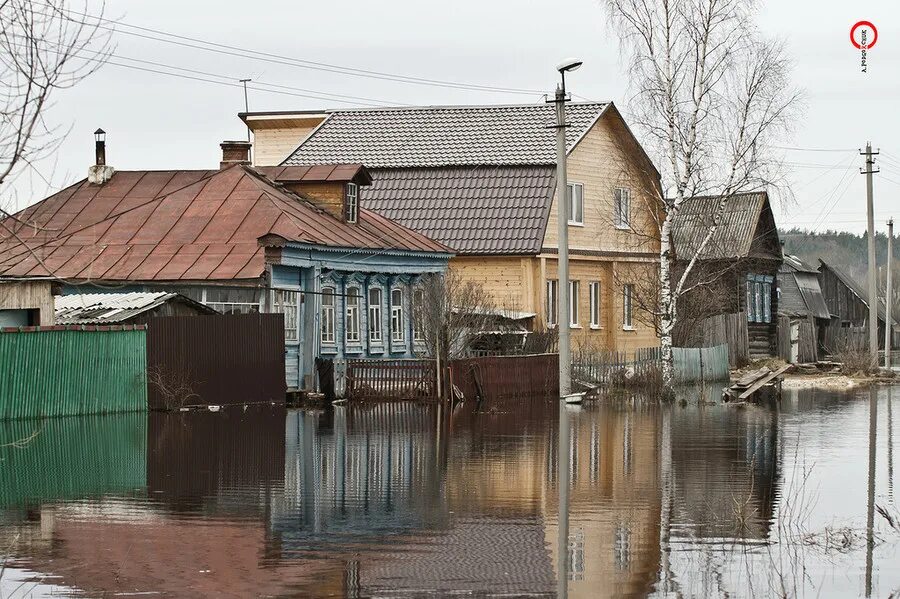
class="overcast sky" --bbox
[10,0,900,235]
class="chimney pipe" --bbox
[88,128,114,184]
[220,140,252,169]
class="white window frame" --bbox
[622,284,634,330]
[346,182,359,223]
[567,182,584,226]
[368,287,383,343]
[345,286,361,344]
[320,287,336,344]
[413,287,425,342]
[546,279,558,327]
[391,288,405,343]
[273,289,299,341]
[589,281,601,328]
[614,187,631,229]
[569,280,580,327]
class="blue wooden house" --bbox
[0,139,452,391]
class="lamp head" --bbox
[556,58,584,73]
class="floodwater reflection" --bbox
[0,387,898,598]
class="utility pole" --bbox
[886,218,894,369]
[240,78,252,143]
[551,59,582,397]
[862,142,880,368]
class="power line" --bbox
[36,2,545,97]
[775,145,859,152]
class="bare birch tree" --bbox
[0,0,111,220]
[603,0,801,386]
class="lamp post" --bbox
[553,58,582,397]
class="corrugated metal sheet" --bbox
[146,314,286,409]
[672,192,771,259]
[55,291,215,324]
[0,413,146,506]
[363,166,556,255]
[795,272,831,320]
[0,329,148,420]
[283,103,609,168]
[0,165,450,283]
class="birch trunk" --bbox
[658,212,676,389]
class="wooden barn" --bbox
[776,254,830,363]
[817,260,900,353]
[671,191,783,365]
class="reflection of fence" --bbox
[449,353,558,401]
[573,344,729,385]
[346,358,436,400]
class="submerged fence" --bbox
[573,344,730,386]
[449,353,558,402]
[345,358,436,400]
[0,326,148,420]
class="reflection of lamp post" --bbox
[553,58,582,398]
[865,386,878,597]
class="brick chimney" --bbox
[220,140,251,169]
[88,128,115,185]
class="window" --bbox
[205,287,260,315]
[567,182,584,225]
[589,281,601,328]
[746,274,774,323]
[321,287,335,344]
[391,288,405,343]
[346,182,359,223]
[368,287,383,343]
[546,279,559,326]
[346,287,361,343]
[623,284,634,329]
[569,281,580,326]
[614,187,631,229]
[413,288,425,341]
[273,289,299,341]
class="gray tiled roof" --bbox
[363,166,556,255]
[283,103,609,168]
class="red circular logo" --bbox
[851,21,878,49]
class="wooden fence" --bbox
[572,344,730,386]
[345,358,436,400]
[449,353,558,402]
[776,314,819,364]
[693,312,750,366]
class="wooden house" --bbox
[817,260,899,353]
[776,254,830,363]
[241,102,663,357]
[0,138,452,392]
[671,191,782,364]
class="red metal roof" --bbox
[0,165,450,283]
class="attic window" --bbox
[346,182,359,223]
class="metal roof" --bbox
[672,192,777,260]
[0,165,450,283]
[55,292,214,324]
[282,103,609,168]
[819,260,899,326]
[362,166,556,255]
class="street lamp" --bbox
[553,59,581,398]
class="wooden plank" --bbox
[737,364,792,400]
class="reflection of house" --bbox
[0,136,451,391]
[777,254,831,363]
[242,103,663,357]
[55,291,216,325]
[672,191,782,363]
[818,260,900,352]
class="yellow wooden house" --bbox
[241,102,661,355]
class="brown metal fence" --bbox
[345,358,436,400]
[146,314,286,410]
[449,353,559,402]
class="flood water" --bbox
[1,386,899,598]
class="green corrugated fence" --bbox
[0,328,148,420]
[672,344,730,384]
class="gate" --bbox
[146,314,286,410]
[345,359,436,400]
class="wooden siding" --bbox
[0,280,55,325]
[289,181,346,221]
[544,111,661,256]
[252,124,320,167]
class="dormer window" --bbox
[346,182,359,223]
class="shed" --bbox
[55,292,217,325]
[776,254,830,363]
